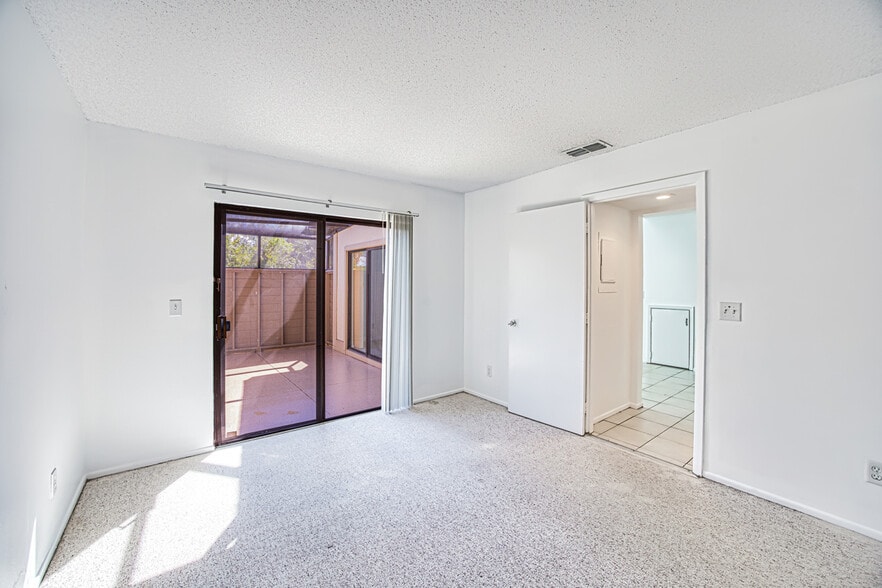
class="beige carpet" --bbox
[43,393,882,586]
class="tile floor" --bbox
[224,345,381,439]
[593,364,695,469]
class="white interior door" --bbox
[507,202,586,435]
[649,307,690,368]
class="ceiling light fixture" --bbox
[656,194,673,200]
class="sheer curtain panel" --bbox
[381,213,413,412]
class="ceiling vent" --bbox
[564,140,612,157]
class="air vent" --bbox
[564,140,612,157]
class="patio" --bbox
[224,345,381,439]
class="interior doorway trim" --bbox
[582,171,707,477]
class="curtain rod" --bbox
[204,183,419,218]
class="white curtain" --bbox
[381,212,413,413]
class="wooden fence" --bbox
[225,268,333,351]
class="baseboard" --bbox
[462,388,508,407]
[34,473,87,586]
[87,445,215,480]
[592,402,632,425]
[703,471,882,542]
[414,388,464,403]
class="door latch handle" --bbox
[216,316,230,340]
[508,319,518,327]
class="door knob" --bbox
[508,319,518,327]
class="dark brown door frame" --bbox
[213,203,383,446]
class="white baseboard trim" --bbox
[592,402,632,425]
[35,474,87,586]
[87,445,215,480]
[414,388,465,403]
[703,471,882,542]
[462,388,508,407]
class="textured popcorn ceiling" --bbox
[24,1,882,193]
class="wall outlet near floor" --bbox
[868,460,882,487]
[720,302,742,322]
[49,468,57,500]
[486,365,493,378]
[169,299,182,316]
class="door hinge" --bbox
[215,277,221,292]
[686,317,689,327]
[585,312,590,325]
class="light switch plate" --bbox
[169,299,182,316]
[720,302,742,321]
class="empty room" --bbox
[2,1,881,586]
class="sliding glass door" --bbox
[214,204,384,444]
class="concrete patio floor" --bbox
[224,345,380,438]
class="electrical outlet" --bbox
[486,365,493,378]
[49,468,57,500]
[720,302,742,322]
[169,299,182,316]
[868,460,882,487]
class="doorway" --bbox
[503,174,705,472]
[348,246,384,361]
[213,204,385,445]
[584,174,705,474]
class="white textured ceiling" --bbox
[24,1,882,193]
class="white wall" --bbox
[81,123,465,475]
[464,74,882,538]
[588,203,637,424]
[0,3,87,585]
[642,211,697,362]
